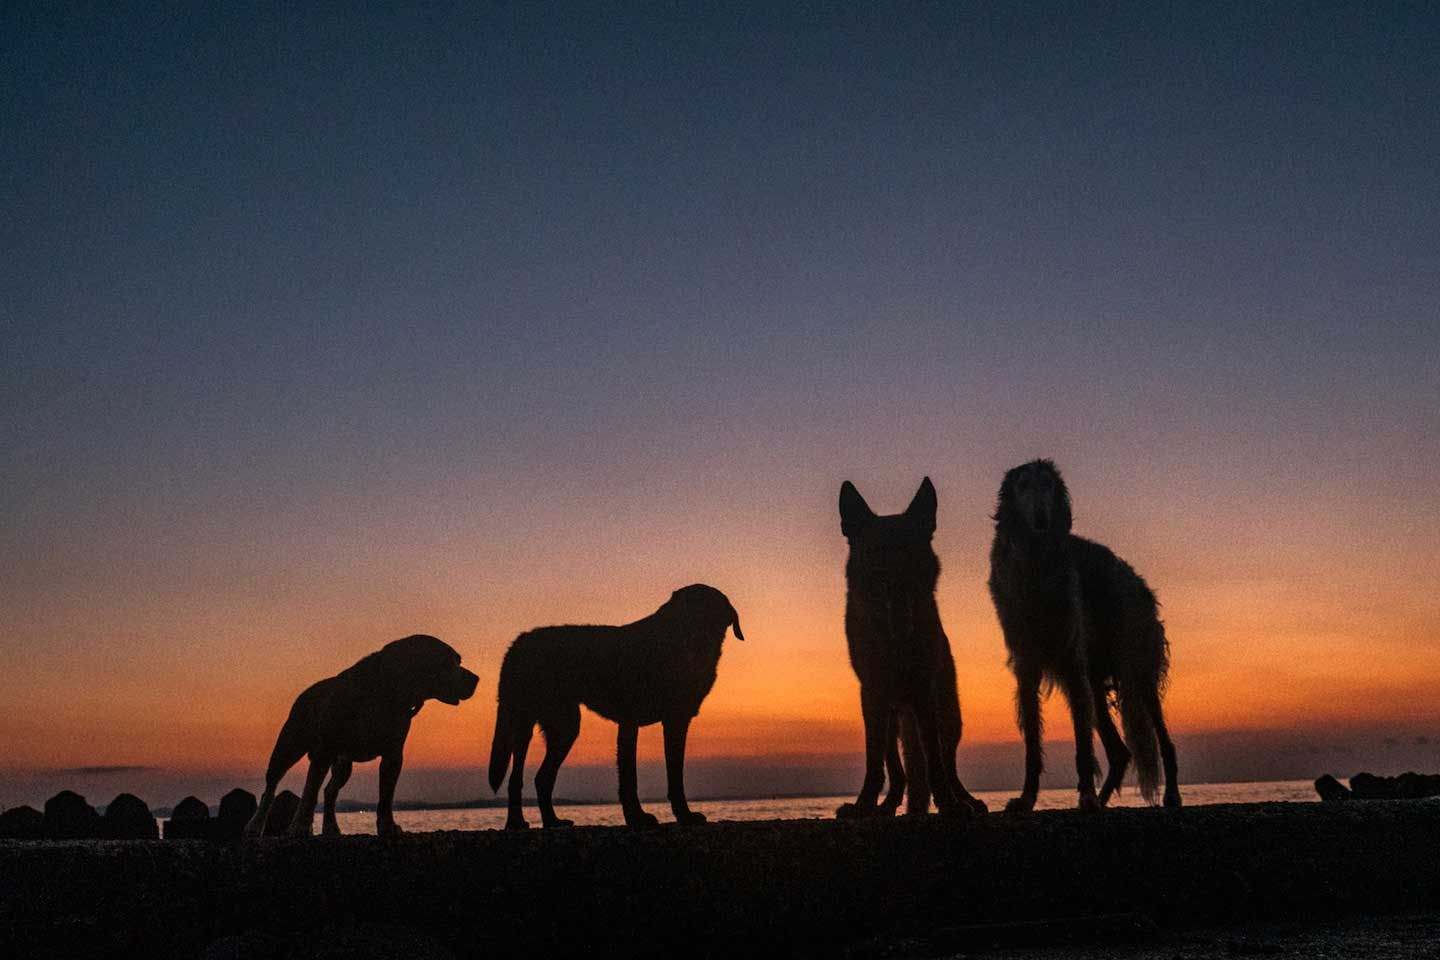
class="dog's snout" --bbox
[458,667,479,700]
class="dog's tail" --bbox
[1117,622,1168,804]
[488,652,521,793]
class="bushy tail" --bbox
[1117,618,1169,804]
[488,678,515,793]
[1117,687,1161,803]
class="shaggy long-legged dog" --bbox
[988,459,1181,811]
[836,478,986,819]
[245,635,479,837]
[488,584,743,829]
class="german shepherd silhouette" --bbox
[835,478,986,818]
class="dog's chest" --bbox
[322,701,412,760]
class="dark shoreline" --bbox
[3,800,1439,958]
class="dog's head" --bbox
[838,477,940,591]
[660,584,745,643]
[995,459,1073,538]
[377,634,480,708]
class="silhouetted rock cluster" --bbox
[0,792,160,840]
[163,789,276,839]
[1314,771,1440,802]
[2,787,298,841]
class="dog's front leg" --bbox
[837,687,889,818]
[663,716,705,825]
[376,751,405,837]
[322,757,352,836]
[1060,666,1100,812]
[616,723,658,827]
[1006,662,1044,813]
[288,756,328,836]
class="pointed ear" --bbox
[905,477,937,534]
[839,481,873,539]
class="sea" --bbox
[327,779,1320,834]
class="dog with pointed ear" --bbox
[835,477,986,819]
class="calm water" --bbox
[328,780,1319,834]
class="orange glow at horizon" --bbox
[6,459,1439,784]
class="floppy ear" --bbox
[839,481,874,539]
[904,477,937,535]
[729,604,745,642]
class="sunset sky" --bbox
[4,3,1438,808]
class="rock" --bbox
[103,793,158,839]
[0,805,45,839]
[165,795,213,839]
[264,790,302,836]
[1350,773,1397,799]
[172,796,211,820]
[1394,772,1440,800]
[1314,774,1351,802]
[216,788,258,838]
[43,790,102,838]
[1346,772,1440,801]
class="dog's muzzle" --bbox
[440,667,480,705]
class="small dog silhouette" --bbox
[245,635,479,837]
[488,584,743,829]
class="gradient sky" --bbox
[3,3,1438,807]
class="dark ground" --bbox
[2,801,1438,958]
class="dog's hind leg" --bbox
[536,705,580,828]
[1145,687,1182,808]
[245,714,309,837]
[663,716,706,825]
[1005,661,1045,813]
[617,722,658,827]
[321,757,352,837]
[505,725,534,830]
[287,755,329,837]
[1093,683,1130,807]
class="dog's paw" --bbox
[542,817,575,829]
[504,816,530,832]
[1003,796,1036,814]
[321,822,342,838]
[966,795,990,816]
[624,810,660,828]
[1077,792,1101,814]
[835,801,880,820]
[1163,791,1183,810]
[377,821,404,838]
[674,811,707,826]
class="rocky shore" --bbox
[2,800,1438,958]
